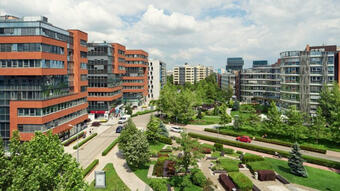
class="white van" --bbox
[118,115,131,124]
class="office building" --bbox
[173,63,213,85]
[0,15,88,146]
[221,71,236,98]
[226,57,244,72]
[87,42,123,119]
[253,60,268,68]
[123,49,148,106]
[147,60,166,100]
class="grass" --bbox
[131,161,157,185]
[150,142,165,154]
[265,157,340,191]
[247,160,273,173]
[88,163,130,191]
[190,115,221,125]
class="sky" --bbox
[1,0,340,70]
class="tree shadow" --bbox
[278,165,291,174]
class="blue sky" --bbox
[1,0,340,70]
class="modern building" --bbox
[239,45,340,115]
[253,60,268,68]
[240,63,280,104]
[221,71,236,97]
[123,49,148,106]
[87,42,123,119]
[147,60,166,101]
[166,70,173,76]
[0,15,88,146]
[226,57,244,72]
[173,63,213,85]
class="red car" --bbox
[236,136,252,143]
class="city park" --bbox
[0,74,340,191]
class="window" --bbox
[80,39,87,47]
[21,28,36,35]
[80,51,87,58]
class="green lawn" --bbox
[149,142,165,154]
[88,163,130,191]
[265,158,340,191]
[131,161,156,185]
[190,115,221,125]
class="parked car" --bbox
[170,126,183,133]
[236,136,252,143]
[118,115,131,124]
[116,126,123,133]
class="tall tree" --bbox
[146,116,162,143]
[309,107,327,143]
[285,105,307,140]
[288,143,308,177]
[125,104,133,115]
[219,104,232,127]
[171,133,202,175]
[264,102,284,135]
[1,131,87,190]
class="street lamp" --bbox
[69,124,79,163]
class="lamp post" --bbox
[69,124,79,163]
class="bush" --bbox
[204,128,327,154]
[214,143,223,151]
[236,150,243,155]
[219,158,239,172]
[131,109,157,117]
[153,157,168,177]
[160,148,172,153]
[232,101,240,111]
[191,168,207,187]
[241,153,264,164]
[188,132,340,169]
[102,138,119,156]
[149,179,168,191]
[82,159,99,177]
[247,161,273,173]
[62,131,84,146]
[223,147,234,154]
[158,135,172,145]
[228,172,253,191]
[73,133,98,149]
[170,175,193,189]
[202,147,212,154]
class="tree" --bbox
[159,122,169,137]
[219,104,232,127]
[146,116,162,143]
[232,101,240,111]
[197,109,203,119]
[288,143,308,177]
[0,131,87,190]
[171,133,203,175]
[119,119,150,168]
[264,102,284,136]
[125,104,133,115]
[309,107,327,143]
[285,105,307,140]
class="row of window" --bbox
[123,80,144,83]
[17,98,86,117]
[125,54,147,59]
[17,109,87,133]
[88,91,120,97]
[0,43,64,54]
[126,61,148,65]
[0,59,64,68]
[122,86,143,89]
[80,74,87,81]
[80,63,87,69]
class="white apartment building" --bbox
[148,60,166,100]
[173,63,213,85]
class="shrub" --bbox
[149,179,168,191]
[191,168,207,187]
[188,132,340,169]
[228,172,253,191]
[102,138,119,156]
[236,150,243,155]
[73,133,98,149]
[82,159,99,177]
[153,157,168,177]
[160,148,172,153]
[211,151,221,158]
[247,161,273,173]
[202,147,212,154]
[91,122,100,126]
[62,132,84,146]
[131,109,157,117]
[170,175,193,189]
[223,147,234,154]
[219,158,239,172]
[241,153,264,164]
[214,143,223,151]
[158,135,172,145]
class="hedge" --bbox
[101,138,119,156]
[204,128,326,154]
[241,153,264,164]
[247,161,273,173]
[62,132,85,146]
[228,172,253,191]
[131,109,157,117]
[82,159,99,177]
[73,133,98,150]
[214,143,223,151]
[159,148,172,153]
[158,136,172,145]
[188,132,340,169]
[219,158,239,172]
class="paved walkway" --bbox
[199,159,223,191]
[112,146,152,191]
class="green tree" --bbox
[219,105,232,127]
[309,107,327,143]
[146,116,162,143]
[119,119,150,168]
[264,102,284,136]
[171,133,202,175]
[285,105,307,140]
[1,131,86,191]
[232,101,240,111]
[159,122,169,137]
[288,143,308,177]
[125,104,133,115]
[197,109,203,119]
